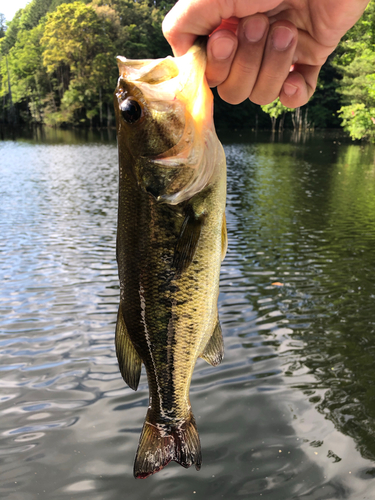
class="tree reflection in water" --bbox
[224,132,375,462]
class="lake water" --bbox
[1,128,375,499]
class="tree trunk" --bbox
[99,87,103,127]
[6,57,16,127]
[293,107,302,130]
[107,103,112,127]
[271,116,276,132]
[279,113,285,132]
[48,75,58,112]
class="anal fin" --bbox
[115,302,142,390]
[200,319,224,366]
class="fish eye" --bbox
[120,98,142,124]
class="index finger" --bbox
[162,0,284,56]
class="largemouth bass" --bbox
[114,38,227,479]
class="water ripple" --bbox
[1,132,375,499]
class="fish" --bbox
[113,37,227,479]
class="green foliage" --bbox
[42,2,115,75]
[339,103,375,141]
[334,3,375,141]
[115,0,173,59]
[0,21,47,123]
[0,0,374,135]
[0,13,6,38]
[308,55,341,129]
[0,0,174,127]
[0,10,22,54]
[261,99,292,120]
[18,0,55,31]
[261,98,293,131]
[40,1,119,125]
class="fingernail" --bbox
[272,26,294,51]
[244,16,268,43]
[283,82,298,96]
[211,37,236,60]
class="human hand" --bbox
[163,0,370,108]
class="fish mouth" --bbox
[117,56,180,86]
[116,37,208,114]
[117,37,207,88]
[117,38,214,205]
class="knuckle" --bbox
[234,58,258,76]
[304,53,326,67]
[161,14,174,40]
[218,0,237,19]
[263,69,286,84]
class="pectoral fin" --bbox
[173,210,203,274]
[221,212,228,262]
[115,302,142,391]
[200,319,224,366]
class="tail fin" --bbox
[134,409,202,479]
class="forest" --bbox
[1,0,375,139]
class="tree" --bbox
[261,98,293,132]
[0,13,6,38]
[41,1,118,126]
[307,54,341,129]
[334,2,375,141]
[0,10,23,55]
[0,0,177,128]
[114,0,173,59]
[1,22,48,123]
[337,53,375,140]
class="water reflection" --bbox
[1,130,375,499]
[2,125,117,145]
[227,135,375,464]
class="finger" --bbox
[250,20,298,105]
[162,0,283,56]
[279,64,321,108]
[216,14,270,104]
[269,0,370,48]
[211,17,239,36]
[206,30,238,88]
[293,29,334,67]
